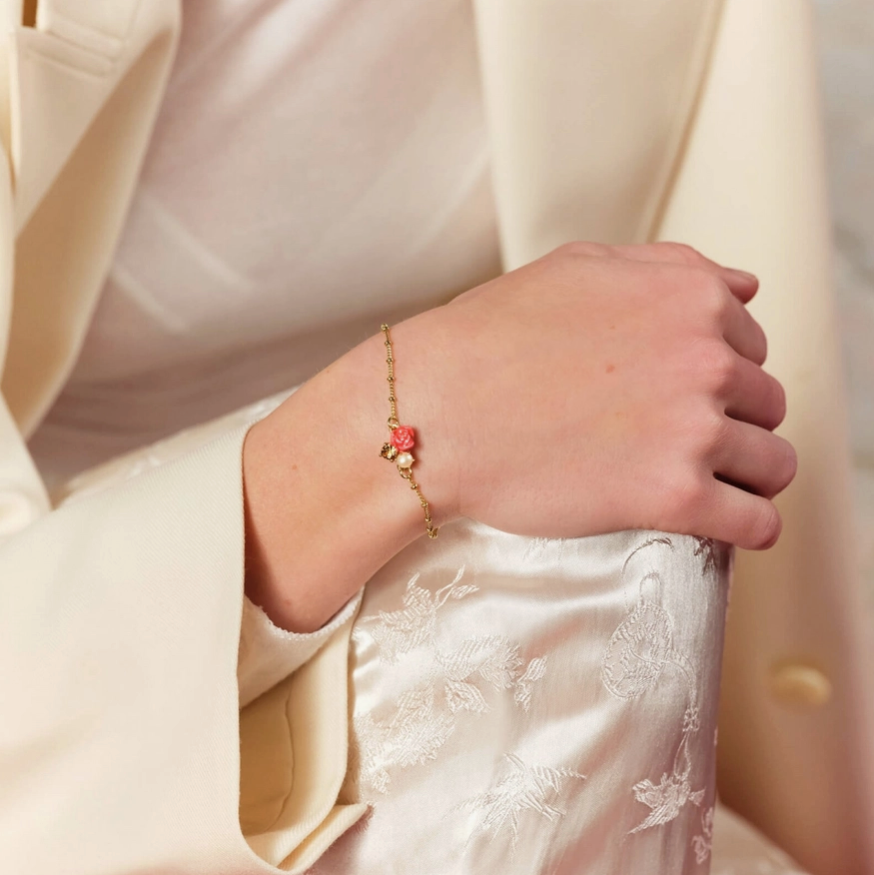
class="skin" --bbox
[243,241,796,633]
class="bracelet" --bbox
[378,323,439,539]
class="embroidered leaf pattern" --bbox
[362,567,475,662]
[352,713,392,795]
[440,636,522,689]
[354,568,547,796]
[459,754,585,847]
[450,585,479,600]
[390,687,457,768]
[692,806,714,864]
[683,704,701,735]
[355,685,457,792]
[693,536,726,577]
[514,657,547,712]
[445,679,489,714]
[478,642,524,689]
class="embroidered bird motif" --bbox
[629,768,705,833]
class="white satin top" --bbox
[29,1,809,873]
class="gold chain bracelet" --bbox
[378,323,439,539]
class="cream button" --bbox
[0,488,43,536]
[769,662,833,708]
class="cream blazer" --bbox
[0,1,872,873]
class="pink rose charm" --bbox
[390,425,416,451]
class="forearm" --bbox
[242,324,453,633]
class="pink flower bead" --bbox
[390,425,416,451]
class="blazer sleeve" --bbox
[654,1,874,872]
[239,587,362,709]
[0,418,366,875]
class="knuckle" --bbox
[669,471,710,525]
[659,241,704,265]
[680,268,729,321]
[700,275,732,321]
[708,411,731,452]
[555,241,583,259]
[698,342,737,394]
[690,408,728,458]
[554,240,608,260]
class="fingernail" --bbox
[728,268,758,284]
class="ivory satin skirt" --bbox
[57,391,809,875]
[308,518,806,875]
[310,520,729,874]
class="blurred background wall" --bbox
[814,0,874,605]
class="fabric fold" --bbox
[239,590,364,709]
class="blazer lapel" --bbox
[9,0,142,231]
[0,0,180,437]
[473,0,723,269]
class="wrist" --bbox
[242,325,456,633]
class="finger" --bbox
[721,296,768,365]
[722,355,787,431]
[697,478,784,550]
[710,419,798,500]
[610,242,759,303]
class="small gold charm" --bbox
[380,443,399,461]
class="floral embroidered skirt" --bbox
[307,522,736,874]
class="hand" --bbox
[244,241,795,631]
[392,241,796,550]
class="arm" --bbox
[242,328,449,635]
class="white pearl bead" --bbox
[396,452,414,469]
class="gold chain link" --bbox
[380,323,438,539]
